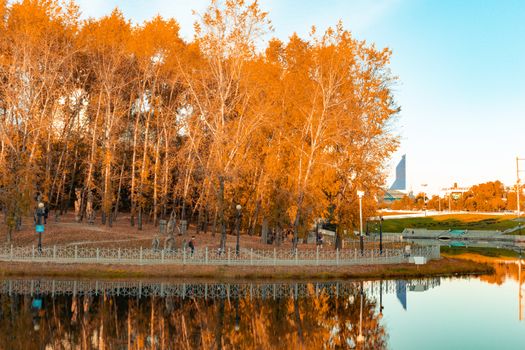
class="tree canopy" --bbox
[0,0,399,243]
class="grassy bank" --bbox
[382,214,518,233]
[0,258,493,280]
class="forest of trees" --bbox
[389,180,522,212]
[0,0,399,246]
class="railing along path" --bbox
[0,244,440,266]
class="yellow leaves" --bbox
[130,16,182,66]
[0,0,398,235]
[79,8,131,54]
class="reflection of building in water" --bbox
[394,279,441,310]
[396,281,407,310]
[409,283,430,292]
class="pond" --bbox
[0,261,524,349]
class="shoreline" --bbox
[0,257,492,280]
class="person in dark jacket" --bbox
[43,205,49,224]
[188,236,195,256]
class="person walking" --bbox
[43,204,49,224]
[188,236,195,257]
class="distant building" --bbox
[384,155,407,202]
[390,154,406,191]
[383,189,406,202]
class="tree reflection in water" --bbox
[0,281,388,349]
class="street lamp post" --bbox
[357,190,364,255]
[517,157,525,232]
[235,204,242,256]
[379,216,384,255]
[518,158,520,220]
[421,184,428,216]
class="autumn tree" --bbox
[0,0,79,240]
[0,0,401,247]
[182,0,271,250]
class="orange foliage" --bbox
[0,0,399,244]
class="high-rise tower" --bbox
[390,154,406,191]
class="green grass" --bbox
[382,214,520,233]
[441,246,520,258]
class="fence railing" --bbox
[0,244,440,267]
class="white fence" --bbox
[0,244,440,267]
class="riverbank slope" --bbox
[0,257,492,280]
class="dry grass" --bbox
[0,258,493,280]
[432,213,517,222]
[1,212,299,250]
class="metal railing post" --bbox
[32,245,35,260]
[140,247,143,265]
[96,248,99,262]
[53,245,56,259]
[228,248,231,265]
[295,249,298,265]
[250,248,253,265]
[316,246,319,266]
[273,248,276,266]
[205,247,208,264]
[183,248,186,265]
[75,245,78,261]
[10,245,13,261]
[336,248,339,266]
[161,249,165,263]
[118,247,121,260]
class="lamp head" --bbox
[236,204,242,211]
[357,190,364,198]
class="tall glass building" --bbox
[390,154,406,191]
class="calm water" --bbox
[0,262,524,349]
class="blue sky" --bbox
[75,0,525,195]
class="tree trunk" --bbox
[74,188,82,222]
[218,177,227,251]
[203,208,209,233]
[212,207,217,237]
[138,206,143,231]
[113,162,125,222]
[261,217,268,244]
[292,209,301,250]
[67,147,80,216]
[161,127,170,220]
[249,200,261,236]
[102,146,112,228]
[82,92,102,223]
[152,134,160,227]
